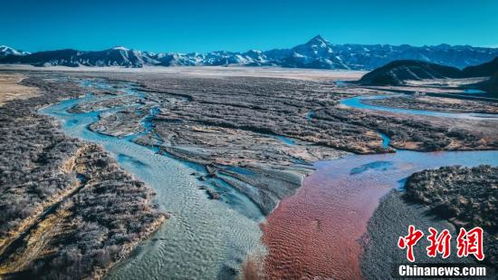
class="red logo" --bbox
[457,227,485,261]
[398,225,424,262]
[426,227,451,259]
[398,226,485,262]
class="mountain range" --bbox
[1,36,498,70]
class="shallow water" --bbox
[263,149,498,279]
[464,89,486,95]
[40,80,265,280]
[273,135,296,145]
[341,94,498,120]
[379,132,391,148]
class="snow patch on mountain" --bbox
[0,45,30,57]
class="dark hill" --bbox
[462,57,498,77]
[358,60,462,86]
[475,72,498,98]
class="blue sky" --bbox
[1,0,497,52]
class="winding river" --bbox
[41,80,265,280]
[41,79,498,279]
[341,94,498,120]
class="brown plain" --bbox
[0,74,38,106]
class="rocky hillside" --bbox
[2,36,498,69]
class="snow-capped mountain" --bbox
[0,45,30,57]
[1,36,498,69]
[0,46,159,67]
[326,43,498,70]
[155,49,272,67]
[278,35,349,69]
[266,36,498,70]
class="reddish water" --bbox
[262,150,498,280]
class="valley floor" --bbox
[0,66,497,279]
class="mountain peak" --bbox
[307,35,328,45]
